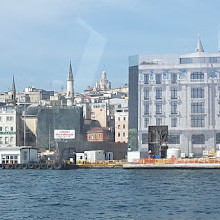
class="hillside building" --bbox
[95,71,111,91]
[115,108,128,143]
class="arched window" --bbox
[190,72,204,80]
[192,134,205,144]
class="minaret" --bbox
[8,75,16,106]
[66,61,74,106]
[195,34,204,53]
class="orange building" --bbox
[87,127,113,142]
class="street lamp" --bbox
[49,124,51,152]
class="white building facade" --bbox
[0,147,38,164]
[0,106,18,147]
[129,38,220,157]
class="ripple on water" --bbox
[1,169,220,219]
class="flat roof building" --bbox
[129,36,220,157]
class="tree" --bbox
[128,129,138,151]
[148,126,168,157]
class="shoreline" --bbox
[123,163,220,169]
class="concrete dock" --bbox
[123,163,220,169]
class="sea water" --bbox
[0,169,220,220]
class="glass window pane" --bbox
[156,74,162,84]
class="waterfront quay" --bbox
[2,158,220,169]
[123,163,220,169]
[123,158,220,169]
[77,160,124,169]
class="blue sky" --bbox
[1,0,220,92]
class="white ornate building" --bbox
[129,37,220,157]
[95,71,111,91]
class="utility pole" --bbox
[49,124,51,151]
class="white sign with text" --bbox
[54,130,75,139]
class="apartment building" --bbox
[129,37,220,156]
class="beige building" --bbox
[115,108,128,143]
[90,103,107,127]
[110,84,128,94]
[16,87,54,104]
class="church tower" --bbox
[66,61,74,106]
[8,75,16,106]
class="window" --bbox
[171,117,177,127]
[171,101,177,114]
[155,88,162,99]
[191,116,205,127]
[0,127,2,132]
[156,118,162,126]
[156,102,162,114]
[191,88,204,98]
[123,117,126,121]
[181,57,220,64]
[5,127,9,132]
[144,102,149,115]
[144,74,149,84]
[171,73,177,84]
[0,116,2,122]
[5,137,9,144]
[0,137,3,144]
[10,137,14,143]
[144,88,149,100]
[144,118,149,128]
[216,133,220,144]
[6,155,9,164]
[168,135,180,144]
[6,107,13,113]
[1,155,18,164]
[190,72,204,80]
[191,102,205,113]
[118,125,121,129]
[171,88,177,99]
[142,133,148,144]
[118,133,120,137]
[123,132,125,137]
[118,117,120,121]
[192,134,205,144]
[156,74,162,84]
[24,151,28,160]
[10,127,13,132]
[123,124,125,129]
[98,134,101,139]
[6,116,13,122]
[180,58,192,64]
